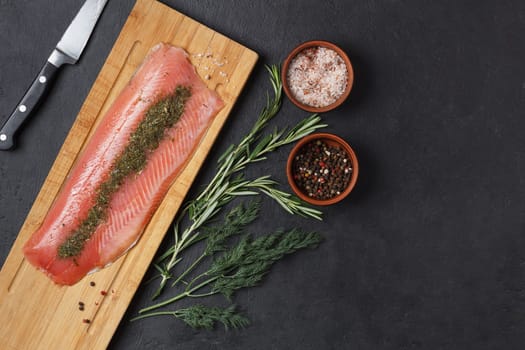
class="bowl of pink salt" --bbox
[282,40,353,113]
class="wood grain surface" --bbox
[0,0,257,348]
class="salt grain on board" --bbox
[286,46,348,108]
[192,50,230,82]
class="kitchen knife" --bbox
[0,0,109,151]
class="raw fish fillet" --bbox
[23,43,224,285]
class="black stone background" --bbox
[1,1,525,349]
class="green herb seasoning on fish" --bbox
[23,44,224,286]
[58,86,191,259]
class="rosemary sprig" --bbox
[151,65,326,298]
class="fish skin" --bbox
[23,43,224,285]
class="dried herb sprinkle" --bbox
[58,86,191,259]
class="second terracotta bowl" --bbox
[286,133,358,206]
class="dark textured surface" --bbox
[1,1,525,349]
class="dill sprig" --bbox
[168,200,261,288]
[210,229,323,299]
[132,304,250,331]
[151,65,326,298]
[134,200,323,330]
[204,199,261,256]
[138,224,322,316]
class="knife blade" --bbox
[0,0,109,151]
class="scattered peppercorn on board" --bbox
[0,0,257,348]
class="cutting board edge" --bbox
[0,0,260,348]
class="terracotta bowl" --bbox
[281,40,354,113]
[286,133,358,206]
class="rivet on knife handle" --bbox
[0,61,60,150]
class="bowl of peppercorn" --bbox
[287,133,358,205]
[282,40,353,113]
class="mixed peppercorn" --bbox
[292,140,352,201]
[78,281,114,325]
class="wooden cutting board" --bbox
[0,0,258,348]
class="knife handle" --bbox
[0,61,60,150]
